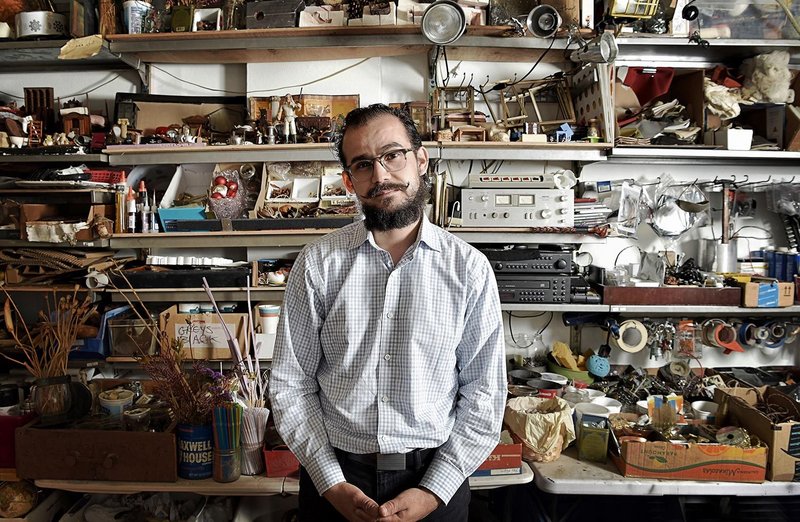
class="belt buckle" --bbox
[376,453,406,471]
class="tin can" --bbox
[764,247,776,278]
[775,248,788,281]
[177,423,214,479]
[785,250,798,282]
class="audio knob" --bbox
[503,212,510,218]
[539,209,552,219]
[491,212,497,218]
[559,208,569,215]
[559,195,570,202]
[481,195,489,202]
[555,259,568,270]
[494,263,503,270]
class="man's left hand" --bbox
[376,487,441,521]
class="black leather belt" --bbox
[334,447,436,471]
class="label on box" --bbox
[174,321,239,349]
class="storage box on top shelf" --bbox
[19,204,115,242]
[608,413,768,483]
[159,304,249,360]
[715,386,800,481]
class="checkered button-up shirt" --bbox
[269,216,505,504]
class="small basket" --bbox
[87,169,127,184]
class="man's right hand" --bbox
[323,482,380,521]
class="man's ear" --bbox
[416,145,429,175]
[342,172,355,193]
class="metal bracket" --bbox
[114,52,150,92]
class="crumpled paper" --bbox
[504,396,575,463]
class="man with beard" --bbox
[270,104,505,522]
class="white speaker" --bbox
[526,5,561,39]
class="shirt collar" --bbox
[348,214,442,253]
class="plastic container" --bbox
[98,389,135,419]
[108,312,158,356]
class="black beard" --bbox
[361,179,429,231]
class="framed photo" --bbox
[299,94,360,127]
[249,96,280,123]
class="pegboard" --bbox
[571,63,615,142]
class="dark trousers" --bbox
[297,452,471,522]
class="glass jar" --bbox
[31,375,72,419]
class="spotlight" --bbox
[421,0,467,45]
[526,5,562,38]
[569,32,618,64]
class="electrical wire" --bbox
[507,311,553,348]
[614,244,641,267]
[149,58,373,96]
[0,73,125,101]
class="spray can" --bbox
[149,191,160,233]
[775,247,788,281]
[126,188,137,233]
[785,249,798,282]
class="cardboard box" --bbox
[159,304,249,360]
[611,438,767,483]
[15,418,178,482]
[703,127,753,150]
[736,277,794,307]
[473,443,522,476]
[715,386,800,481]
[20,204,114,242]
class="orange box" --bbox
[473,443,522,476]
[611,439,767,483]
[263,445,300,477]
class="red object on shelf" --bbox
[0,413,35,468]
[263,445,300,477]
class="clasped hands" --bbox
[323,482,441,521]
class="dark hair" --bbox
[335,104,423,168]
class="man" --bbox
[270,104,505,521]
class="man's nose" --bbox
[369,159,391,182]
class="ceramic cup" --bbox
[258,304,280,334]
[691,400,719,422]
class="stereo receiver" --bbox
[461,189,574,227]
[495,275,571,303]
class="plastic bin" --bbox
[108,310,159,356]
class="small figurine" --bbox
[276,94,301,144]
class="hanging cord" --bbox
[506,311,545,348]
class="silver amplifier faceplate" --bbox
[461,189,574,227]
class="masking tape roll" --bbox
[613,320,648,353]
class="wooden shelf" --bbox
[0,468,20,481]
[107,26,570,64]
[36,475,286,496]
[110,230,332,248]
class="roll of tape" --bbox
[738,322,757,346]
[85,271,109,289]
[612,320,647,353]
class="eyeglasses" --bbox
[344,148,414,181]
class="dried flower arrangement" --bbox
[139,338,236,426]
[1,286,96,379]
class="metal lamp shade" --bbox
[570,32,618,64]
[421,0,467,45]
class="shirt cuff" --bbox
[418,456,467,505]
[304,448,347,496]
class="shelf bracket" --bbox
[114,52,149,92]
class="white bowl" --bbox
[591,396,622,414]
[539,372,569,385]
[584,389,606,400]
[636,400,649,415]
